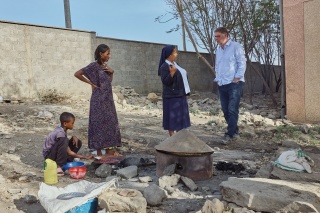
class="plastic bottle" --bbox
[44,159,58,184]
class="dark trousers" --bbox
[46,137,82,167]
[218,82,244,137]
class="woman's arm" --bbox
[67,147,95,160]
[161,64,176,86]
[74,70,98,89]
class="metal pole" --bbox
[64,0,72,28]
[279,0,286,119]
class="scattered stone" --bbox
[299,134,310,142]
[105,176,119,183]
[233,207,255,213]
[24,195,37,204]
[255,163,273,178]
[116,166,138,179]
[7,146,16,154]
[37,111,54,119]
[201,198,224,213]
[8,189,21,194]
[159,174,180,189]
[281,140,300,149]
[95,164,113,178]
[99,189,147,213]
[143,184,167,206]
[201,187,210,192]
[147,93,158,103]
[18,176,29,182]
[162,164,176,176]
[139,176,153,183]
[181,176,198,191]
[128,178,139,182]
[300,124,311,134]
[21,188,29,195]
[11,100,19,104]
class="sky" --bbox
[0,0,196,52]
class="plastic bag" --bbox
[38,179,117,213]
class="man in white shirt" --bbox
[214,27,246,144]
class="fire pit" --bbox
[155,129,214,181]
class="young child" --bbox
[42,112,94,176]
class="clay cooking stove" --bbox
[155,129,214,181]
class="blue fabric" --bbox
[158,45,175,76]
[218,82,243,137]
[162,96,190,131]
[214,40,246,86]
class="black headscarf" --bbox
[158,45,175,76]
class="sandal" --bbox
[57,167,64,177]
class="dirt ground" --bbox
[0,91,317,213]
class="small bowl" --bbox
[69,166,86,179]
[62,162,85,171]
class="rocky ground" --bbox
[0,87,319,213]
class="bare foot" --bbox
[96,150,122,160]
[105,149,122,156]
[96,149,103,156]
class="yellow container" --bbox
[44,159,58,184]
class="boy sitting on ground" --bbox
[42,112,94,176]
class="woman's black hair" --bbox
[94,44,110,65]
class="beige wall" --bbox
[0,21,95,99]
[304,0,320,122]
[284,0,320,122]
[0,20,280,102]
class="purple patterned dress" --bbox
[82,62,121,150]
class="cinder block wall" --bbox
[0,21,95,99]
[0,20,279,101]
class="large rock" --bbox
[220,177,320,212]
[95,164,113,178]
[143,184,167,206]
[181,176,198,191]
[98,188,147,213]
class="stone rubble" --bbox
[0,87,319,212]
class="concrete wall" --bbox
[283,0,320,122]
[0,20,279,101]
[0,20,95,99]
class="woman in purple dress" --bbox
[74,44,121,157]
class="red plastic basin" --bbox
[69,166,86,179]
